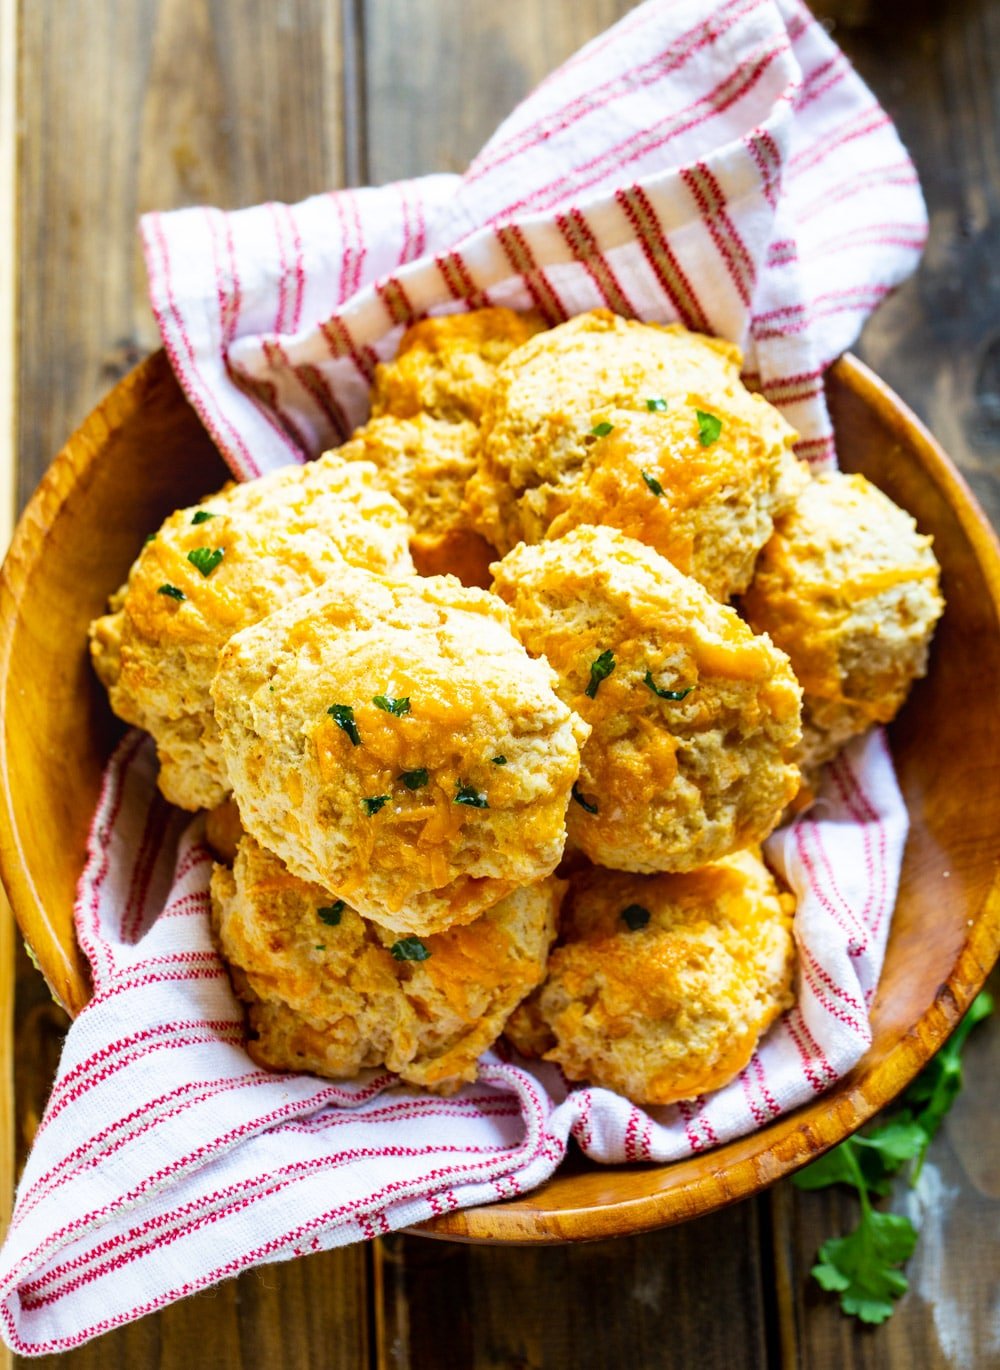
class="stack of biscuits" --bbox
[89,308,943,1105]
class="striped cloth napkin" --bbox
[0,0,924,1352]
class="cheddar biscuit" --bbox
[465,309,805,598]
[335,413,496,586]
[491,526,801,872]
[370,307,545,425]
[212,835,561,1094]
[742,471,943,780]
[505,851,795,1106]
[89,454,414,811]
[211,567,589,934]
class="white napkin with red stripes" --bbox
[1,0,925,1352]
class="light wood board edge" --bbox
[0,0,17,1363]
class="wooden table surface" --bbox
[5,1,1000,1366]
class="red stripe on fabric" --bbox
[489,38,790,221]
[615,184,712,331]
[798,946,868,1036]
[319,314,379,385]
[828,747,890,941]
[292,361,352,442]
[284,202,306,333]
[786,108,889,178]
[120,789,172,944]
[783,1010,835,1093]
[556,208,637,317]
[494,225,568,323]
[794,824,866,945]
[266,202,292,335]
[436,252,490,311]
[681,161,756,305]
[796,163,919,222]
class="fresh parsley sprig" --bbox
[793,990,994,1324]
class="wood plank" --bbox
[374,1204,772,1370]
[13,2,369,1365]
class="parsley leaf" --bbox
[641,470,665,497]
[455,783,488,809]
[391,936,430,962]
[400,769,429,790]
[621,904,650,931]
[794,990,993,1323]
[571,783,598,815]
[491,755,507,765]
[644,670,694,702]
[327,704,361,746]
[187,546,224,576]
[696,410,722,447]
[646,397,668,412]
[191,510,216,525]
[317,901,344,926]
[590,421,615,438]
[143,533,157,546]
[363,794,390,816]
[585,649,616,699]
[157,584,185,601]
[373,694,410,717]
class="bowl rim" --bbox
[1,350,999,1245]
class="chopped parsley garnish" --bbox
[621,904,651,931]
[590,421,615,437]
[187,546,224,576]
[191,510,216,525]
[641,470,665,497]
[390,936,431,962]
[454,783,489,808]
[585,649,616,699]
[157,584,185,601]
[794,990,993,1324]
[571,783,598,815]
[363,794,390,816]
[317,901,345,926]
[643,670,695,702]
[327,703,361,746]
[400,769,429,790]
[646,397,668,412]
[143,533,156,546]
[372,694,410,717]
[314,944,326,951]
[492,755,507,765]
[696,409,723,446]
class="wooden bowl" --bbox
[1,351,999,1243]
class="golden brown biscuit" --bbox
[89,454,414,811]
[370,307,545,424]
[334,414,497,586]
[491,526,802,872]
[211,567,589,935]
[464,309,805,598]
[742,471,943,779]
[505,850,795,1106]
[211,834,562,1094]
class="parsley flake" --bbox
[363,794,390,816]
[187,546,224,576]
[571,783,598,815]
[327,703,361,746]
[641,470,665,497]
[455,783,489,809]
[621,904,651,931]
[400,769,429,790]
[191,510,216,525]
[491,755,507,765]
[317,901,345,926]
[143,533,156,546]
[314,944,326,951]
[646,397,668,412]
[585,649,616,699]
[157,584,185,601]
[390,936,431,962]
[372,694,410,717]
[696,409,722,446]
[643,670,694,702]
[590,421,615,437]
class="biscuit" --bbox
[742,471,943,778]
[505,850,795,1106]
[211,568,589,933]
[89,454,414,811]
[491,526,802,872]
[465,309,805,598]
[211,834,561,1094]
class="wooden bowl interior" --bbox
[1,351,998,1239]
